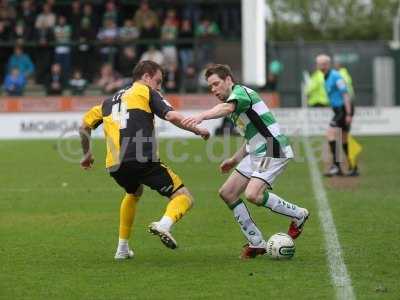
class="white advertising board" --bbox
[0,111,221,139]
[274,107,400,136]
[0,108,399,139]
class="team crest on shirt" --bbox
[236,118,245,132]
[336,79,346,90]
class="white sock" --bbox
[231,200,264,246]
[117,238,129,252]
[158,216,174,232]
[264,192,304,220]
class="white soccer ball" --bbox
[266,233,295,259]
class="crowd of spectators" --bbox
[0,0,241,96]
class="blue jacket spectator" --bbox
[3,68,27,96]
[7,46,35,78]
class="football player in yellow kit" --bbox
[79,60,209,259]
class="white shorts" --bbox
[235,155,290,188]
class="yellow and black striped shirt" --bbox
[83,82,173,168]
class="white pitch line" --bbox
[303,137,355,300]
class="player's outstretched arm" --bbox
[182,103,235,128]
[220,143,247,173]
[79,124,94,169]
[165,111,210,140]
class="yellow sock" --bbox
[119,193,139,240]
[164,194,192,223]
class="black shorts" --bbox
[109,161,184,197]
[329,104,354,132]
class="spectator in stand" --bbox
[164,8,179,27]
[69,69,88,95]
[265,59,283,92]
[139,18,160,40]
[46,63,65,95]
[195,18,220,67]
[18,0,36,39]
[11,21,31,43]
[7,45,34,78]
[138,18,160,56]
[69,0,81,40]
[95,63,125,94]
[34,2,55,84]
[134,0,159,31]
[117,46,139,78]
[45,0,62,15]
[73,3,97,81]
[182,3,201,27]
[119,19,139,77]
[178,19,194,73]
[217,3,241,37]
[80,3,97,40]
[0,0,17,30]
[54,15,72,79]
[103,1,118,26]
[35,3,56,43]
[0,20,10,81]
[3,68,26,96]
[140,45,164,66]
[161,9,178,69]
[180,64,197,93]
[119,19,139,43]
[97,18,118,63]
[45,0,56,10]
[0,20,10,41]
[164,63,179,93]
[1,0,16,15]
[51,1,65,17]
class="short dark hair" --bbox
[205,64,234,81]
[132,60,163,81]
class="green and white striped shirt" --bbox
[227,84,293,158]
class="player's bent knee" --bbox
[133,185,144,197]
[171,187,194,206]
[218,187,236,203]
[244,190,260,205]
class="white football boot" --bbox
[148,222,178,249]
[114,249,134,260]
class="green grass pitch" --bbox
[1,136,399,299]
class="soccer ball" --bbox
[266,233,295,259]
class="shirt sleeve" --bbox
[149,89,174,119]
[335,75,348,94]
[226,87,251,114]
[83,105,103,129]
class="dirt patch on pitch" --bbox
[325,176,360,190]
[323,161,362,191]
